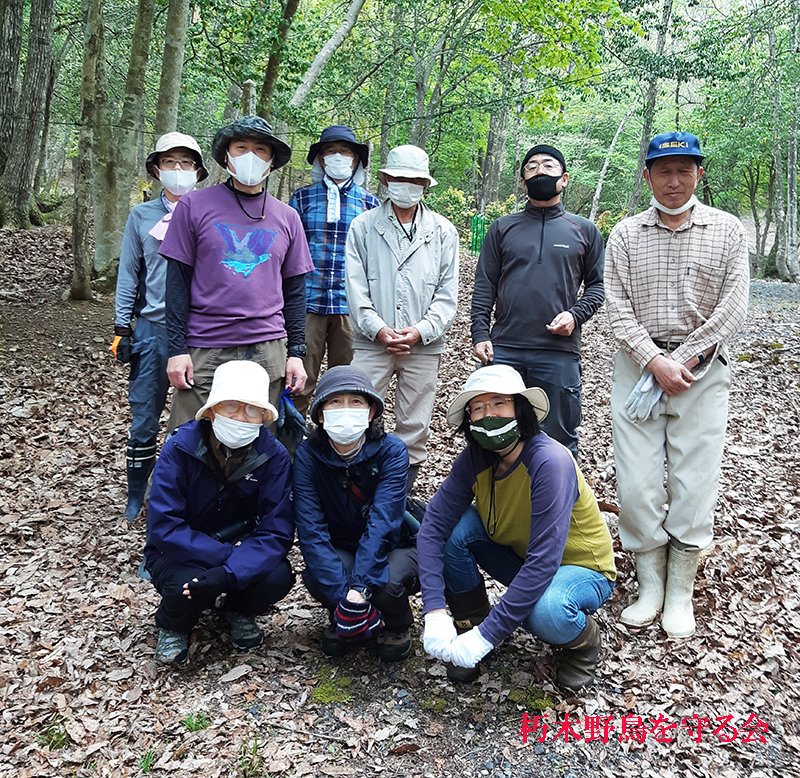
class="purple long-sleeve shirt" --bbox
[417,434,578,646]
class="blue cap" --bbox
[646,132,704,163]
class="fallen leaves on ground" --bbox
[0,228,798,777]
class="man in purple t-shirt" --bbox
[161,116,313,429]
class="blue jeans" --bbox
[443,506,614,645]
[492,346,581,456]
[129,317,169,444]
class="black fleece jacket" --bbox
[471,202,605,356]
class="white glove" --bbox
[423,611,458,662]
[624,371,664,422]
[448,626,493,668]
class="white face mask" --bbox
[650,193,699,216]
[323,153,355,181]
[387,181,425,209]
[159,168,198,196]
[227,151,271,187]
[212,414,261,449]
[323,408,371,447]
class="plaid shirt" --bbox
[605,202,750,373]
[289,181,380,315]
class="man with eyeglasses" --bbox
[161,116,313,431]
[471,144,605,456]
[289,126,380,417]
[114,132,208,522]
[144,360,295,665]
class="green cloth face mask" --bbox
[469,417,520,452]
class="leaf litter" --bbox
[0,227,798,776]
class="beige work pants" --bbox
[351,348,441,467]
[611,350,731,552]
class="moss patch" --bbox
[506,685,554,712]
[311,665,353,704]
[421,696,447,713]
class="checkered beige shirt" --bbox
[605,202,750,372]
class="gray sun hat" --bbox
[446,364,549,426]
[145,132,209,181]
[211,115,293,171]
[309,366,385,424]
[377,145,437,187]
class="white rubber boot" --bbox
[661,545,700,639]
[620,545,668,628]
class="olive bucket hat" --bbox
[211,115,293,171]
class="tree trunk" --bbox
[590,104,635,222]
[744,165,763,276]
[154,0,188,136]
[33,28,76,195]
[0,0,23,174]
[288,0,367,111]
[478,73,512,211]
[627,0,673,215]
[786,0,800,281]
[0,0,54,228]
[72,0,104,301]
[769,26,788,279]
[208,82,242,185]
[92,0,156,282]
[259,0,301,117]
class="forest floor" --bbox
[0,226,799,778]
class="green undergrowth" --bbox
[312,665,353,703]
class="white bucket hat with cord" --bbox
[145,131,209,181]
[446,364,550,426]
[377,144,438,187]
[196,361,278,423]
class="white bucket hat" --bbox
[196,361,278,423]
[446,364,549,426]
[377,144,438,187]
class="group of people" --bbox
[114,118,748,692]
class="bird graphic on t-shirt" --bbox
[215,222,277,277]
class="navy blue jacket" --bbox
[293,432,409,605]
[145,420,295,589]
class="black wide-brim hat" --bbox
[211,115,293,171]
[307,125,370,169]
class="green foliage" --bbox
[425,187,474,231]
[595,209,627,242]
[139,748,157,773]
[312,665,352,704]
[239,731,264,777]
[484,195,519,225]
[37,715,70,750]
[182,711,211,732]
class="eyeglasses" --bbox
[467,397,514,417]
[216,401,263,419]
[523,160,562,175]
[159,157,198,170]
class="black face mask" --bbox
[525,174,561,201]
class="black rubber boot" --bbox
[406,464,420,495]
[124,439,157,522]
[556,615,601,692]
[445,580,491,683]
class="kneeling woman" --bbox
[418,365,616,690]
[293,366,419,662]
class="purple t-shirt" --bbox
[160,184,313,347]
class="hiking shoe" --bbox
[320,624,351,658]
[225,612,263,650]
[376,628,412,662]
[446,661,482,683]
[155,629,189,665]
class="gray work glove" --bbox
[624,371,664,422]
